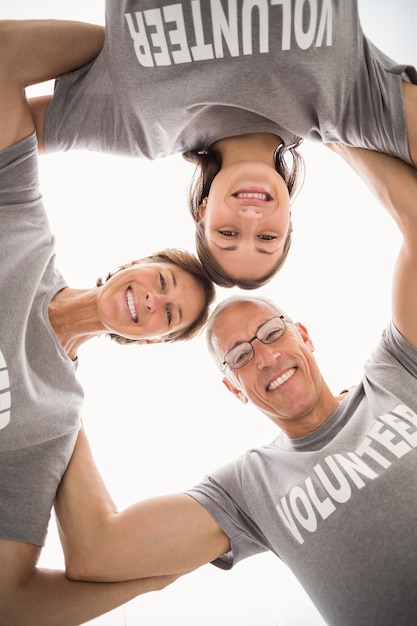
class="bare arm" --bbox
[56,428,231,582]
[0,538,177,626]
[0,19,104,151]
[327,143,417,348]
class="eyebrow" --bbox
[168,268,182,325]
[226,317,275,352]
[212,242,278,255]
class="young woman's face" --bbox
[198,162,292,282]
[96,261,205,341]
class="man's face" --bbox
[211,302,328,437]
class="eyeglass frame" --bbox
[222,315,289,371]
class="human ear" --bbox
[222,377,248,404]
[295,322,315,351]
[195,197,208,223]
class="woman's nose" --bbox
[145,291,163,312]
[238,207,262,220]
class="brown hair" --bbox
[96,249,216,344]
[183,142,304,289]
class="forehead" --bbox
[212,302,280,353]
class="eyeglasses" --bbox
[222,315,288,371]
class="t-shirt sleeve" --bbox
[187,467,271,570]
[383,321,417,378]
[44,53,142,157]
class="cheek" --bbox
[267,213,289,234]
[96,289,110,320]
[236,374,265,404]
[204,200,231,229]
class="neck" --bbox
[48,287,103,360]
[276,387,347,440]
[211,132,283,169]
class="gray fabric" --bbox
[44,0,416,163]
[0,133,83,545]
[188,321,417,625]
[0,434,77,545]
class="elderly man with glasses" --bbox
[51,145,417,626]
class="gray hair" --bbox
[206,295,293,370]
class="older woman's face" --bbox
[198,162,291,282]
[96,261,205,341]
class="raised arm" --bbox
[327,143,417,348]
[0,19,104,151]
[55,428,230,582]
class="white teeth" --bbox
[126,287,138,323]
[267,368,296,391]
[235,192,270,201]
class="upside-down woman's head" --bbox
[185,141,304,289]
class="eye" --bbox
[166,307,173,326]
[159,272,166,290]
[258,234,277,241]
[219,230,238,237]
[229,344,252,368]
[234,351,248,364]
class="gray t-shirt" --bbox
[0,133,83,544]
[44,0,417,163]
[188,322,417,625]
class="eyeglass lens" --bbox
[225,316,286,369]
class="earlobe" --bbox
[222,378,248,404]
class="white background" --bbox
[3,1,417,624]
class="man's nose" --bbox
[254,342,281,369]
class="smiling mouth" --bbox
[233,191,273,201]
[126,287,138,323]
[267,368,296,391]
